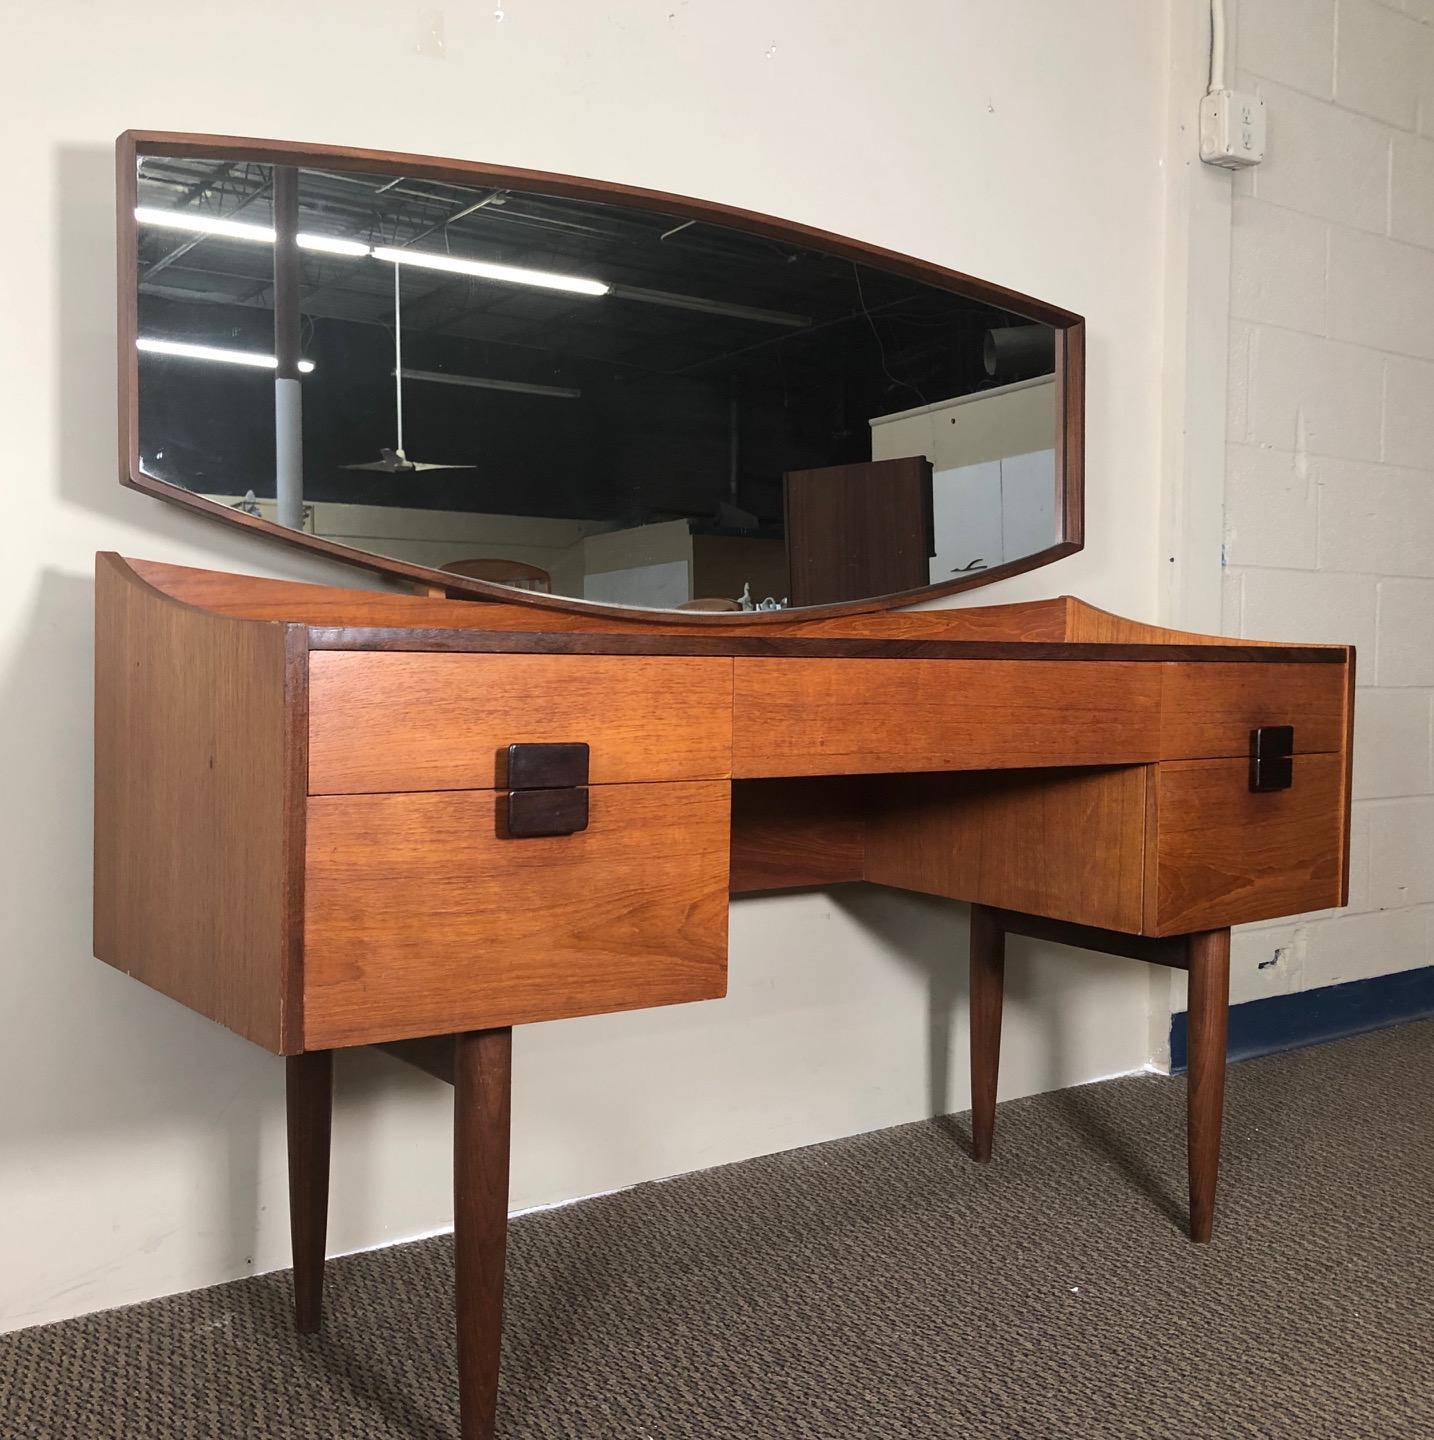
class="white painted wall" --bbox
[1,0,1182,1331]
[1220,0,1434,1005]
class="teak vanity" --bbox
[95,553,1354,1437]
[99,133,1355,1438]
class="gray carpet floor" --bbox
[3,1020,1432,1439]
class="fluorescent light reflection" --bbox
[296,233,371,256]
[372,245,609,296]
[134,206,370,257]
[134,207,608,294]
[137,337,315,373]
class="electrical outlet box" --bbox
[1199,89,1266,169]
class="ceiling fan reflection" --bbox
[342,264,477,475]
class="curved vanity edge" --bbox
[1062,595,1353,655]
[110,557,1352,665]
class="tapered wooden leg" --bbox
[1186,929,1230,1243]
[286,1050,334,1334]
[454,1028,512,1440]
[969,905,1006,1163]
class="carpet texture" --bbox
[3,1021,1432,1439]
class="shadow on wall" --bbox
[0,563,436,1321]
[831,885,1094,1118]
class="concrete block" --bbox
[1347,799,1373,912]
[1230,198,1328,331]
[1224,442,1320,569]
[1238,0,1335,97]
[1351,686,1433,797]
[1239,565,1378,652]
[1390,132,1434,249]
[1327,226,1434,361]
[1246,324,1384,460]
[1375,578,1434,684]
[1227,319,1253,444]
[1302,901,1432,986]
[1317,457,1434,577]
[1367,796,1434,905]
[1230,921,1307,1005]
[1384,354,1434,469]
[1251,78,1390,232]
[1335,0,1428,129]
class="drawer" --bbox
[308,653,733,795]
[1147,754,1345,935]
[302,780,730,1047]
[1159,663,1348,758]
[733,659,1163,776]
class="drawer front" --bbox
[303,780,730,1047]
[733,659,1163,777]
[308,653,732,795]
[1159,662,1348,758]
[1149,754,1345,935]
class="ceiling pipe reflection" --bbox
[398,368,581,399]
[982,325,1056,382]
[272,166,305,533]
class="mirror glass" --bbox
[131,149,1065,611]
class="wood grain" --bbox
[454,1028,511,1440]
[93,552,306,1053]
[131,561,1350,657]
[865,767,1149,932]
[1065,599,1310,649]
[303,781,731,1046]
[308,652,732,794]
[1147,755,1345,935]
[1338,650,1358,904]
[735,660,1163,777]
[978,909,1191,968]
[969,906,1005,1163]
[286,1051,333,1333]
[1186,930,1230,1243]
[730,778,866,893]
[1159,663,1346,757]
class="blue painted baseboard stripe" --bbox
[1170,964,1434,1073]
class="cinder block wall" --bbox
[1224,0,1434,1002]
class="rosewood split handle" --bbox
[502,741,590,838]
[1249,725,1294,793]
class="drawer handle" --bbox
[505,742,589,790]
[502,743,590,838]
[1249,725,1294,793]
[505,787,590,839]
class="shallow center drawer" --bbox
[303,779,731,1047]
[308,652,733,794]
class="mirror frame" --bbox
[117,130,1084,623]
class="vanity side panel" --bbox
[863,766,1148,932]
[93,555,304,1053]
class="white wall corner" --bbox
[1158,0,1237,634]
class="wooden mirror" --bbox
[118,132,1084,620]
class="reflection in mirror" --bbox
[132,151,1063,611]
